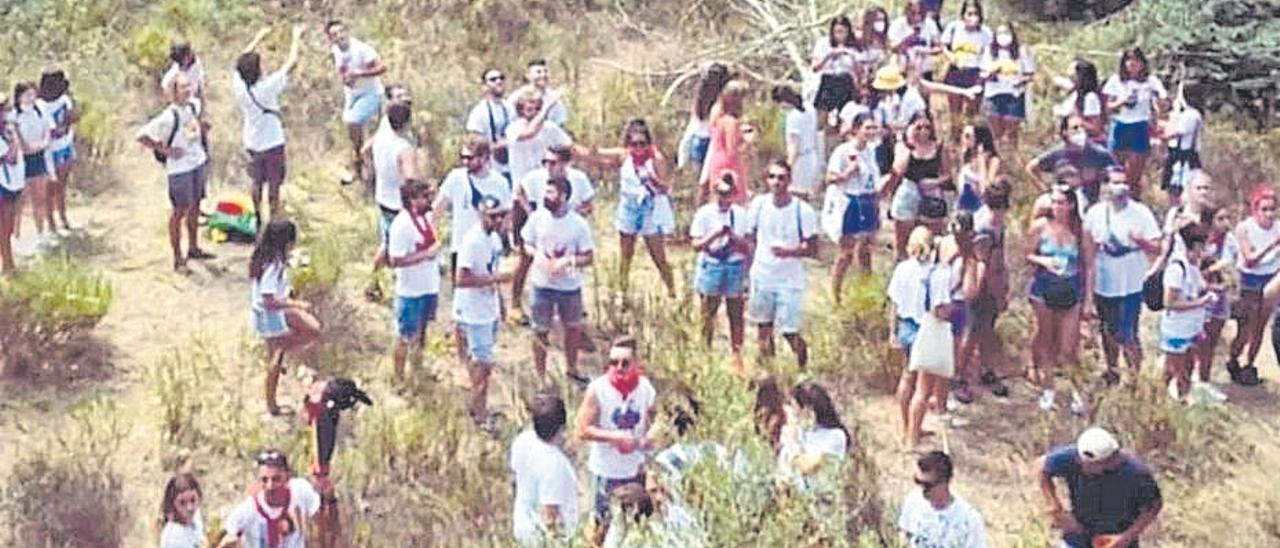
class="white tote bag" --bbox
[821,185,848,244]
[908,312,954,377]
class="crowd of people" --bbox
[1,1,1264,546]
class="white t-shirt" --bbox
[520,209,594,291]
[0,135,26,192]
[799,427,848,458]
[438,167,513,251]
[465,97,512,169]
[1167,107,1203,151]
[387,210,441,298]
[505,118,571,185]
[159,511,204,548]
[233,70,288,152]
[1083,201,1161,297]
[162,59,207,97]
[811,38,856,75]
[138,99,207,175]
[453,225,504,324]
[889,258,952,321]
[873,86,928,131]
[1102,74,1168,124]
[897,489,989,548]
[746,195,819,290]
[1053,91,1103,119]
[786,108,822,194]
[37,94,74,150]
[519,167,595,211]
[837,100,871,126]
[11,106,53,151]
[1161,257,1207,339]
[586,375,657,479]
[222,478,321,548]
[689,202,749,263]
[941,23,993,69]
[506,86,570,127]
[509,428,538,474]
[331,37,384,97]
[888,17,942,74]
[511,435,580,544]
[1235,217,1280,275]
[980,47,1035,97]
[827,141,880,195]
[252,261,288,312]
[371,125,413,211]
[618,155,664,200]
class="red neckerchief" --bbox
[408,210,436,251]
[609,366,644,399]
[253,487,293,548]
[629,146,655,172]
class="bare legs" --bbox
[265,308,322,414]
[0,197,17,273]
[756,323,808,369]
[701,295,746,374]
[618,233,676,297]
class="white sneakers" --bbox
[1039,388,1087,415]
[1038,389,1057,412]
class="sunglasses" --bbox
[608,358,633,367]
[914,477,941,490]
[486,75,505,82]
[486,212,508,220]
[627,140,650,147]
[766,172,788,180]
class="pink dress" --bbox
[700,115,747,204]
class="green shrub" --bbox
[123,21,171,74]
[0,258,113,377]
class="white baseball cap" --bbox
[1077,427,1120,463]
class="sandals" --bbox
[187,248,216,260]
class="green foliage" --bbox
[0,397,128,547]
[0,258,113,376]
[124,21,172,74]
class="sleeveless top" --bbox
[586,375,657,479]
[904,148,942,195]
[1038,231,1080,277]
[702,115,746,203]
[619,154,660,200]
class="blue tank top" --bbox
[1038,233,1080,276]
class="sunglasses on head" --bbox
[256,450,287,467]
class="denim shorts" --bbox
[51,145,75,166]
[531,287,585,333]
[1160,332,1198,354]
[167,164,208,209]
[343,90,383,125]
[841,193,879,236]
[944,67,982,88]
[252,307,289,339]
[1096,292,1143,344]
[694,258,746,298]
[592,474,643,521]
[1240,271,1275,293]
[896,316,920,349]
[985,93,1026,119]
[615,194,674,236]
[458,321,498,365]
[746,285,804,334]
[956,183,982,213]
[689,136,710,164]
[394,293,438,340]
[1109,120,1151,154]
[950,300,968,336]
[23,152,47,179]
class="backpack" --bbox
[1143,209,1182,311]
[152,107,181,164]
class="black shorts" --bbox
[815,73,854,112]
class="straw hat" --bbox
[871,64,907,91]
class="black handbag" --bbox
[1042,274,1079,310]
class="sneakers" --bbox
[1038,389,1057,412]
[1237,365,1263,386]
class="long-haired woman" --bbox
[1159,84,1205,205]
[597,119,677,297]
[11,82,54,249]
[700,80,751,204]
[889,226,952,449]
[1102,47,1168,196]
[811,16,857,120]
[940,0,993,138]
[884,112,950,259]
[37,68,75,234]
[828,111,883,299]
[1025,186,1090,412]
[940,212,982,404]
[1226,186,1279,386]
[1197,206,1235,400]
[250,219,322,415]
[158,473,203,548]
[955,122,999,214]
[1053,59,1105,144]
[679,63,730,170]
[0,102,25,274]
[772,85,821,199]
[779,382,851,481]
[979,22,1034,147]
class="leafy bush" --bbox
[0,258,113,377]
[123,21,171,74]
[0,397,128,547]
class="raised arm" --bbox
[242,27,272,55]
[282,25,306,74]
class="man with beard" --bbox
[454,196,513,428]
[218,450,320,548]
[387,180,442,379]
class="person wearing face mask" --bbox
[888,0,943,81]
[1102,47,1168,196]
[574,336,657,540]
[1027,114,1117,208]
[434,133,512,284]
[827,111,885,300]
[1082,168,1162,385]
[160,473,205,548]
[511,393,581,545]
[507,58,569,127]
[520,177,594,382]
[898,451,989,548]
[466,68,513,180]
[1052,59,1106,144]
[940,1,993,138]
[855,7,891,82]
[1227,186,1280,387]
[218,450,321,548]
[979,23,1035,147]
[690,174,751,374]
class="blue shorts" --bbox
[394,294,438,340]
[377,205,398,245]
[51,145,75,166]
[841,193,879,236]
[167,164,208,209]
[957,184,982,213]
[1240,271,1275,293]
[985,93,1026,119]
[689,136,710,164]
[530,287,585,333]
[1029,271,1083,306]
[950,301,968,336]
[343,91,383,126]
[944,67,982,89]
[592,474,643,521]
[1109,120,1151,154]
[694,258,746,298]
[746,285,804,334]
[0,186,22,202]
[458,321,498,365]
[1160,332,1199,354]
[615,194,674,236]
[252,307,289,339]
[23,153,47,179]
[896,316,920,349]
[1096,292,1143,344]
